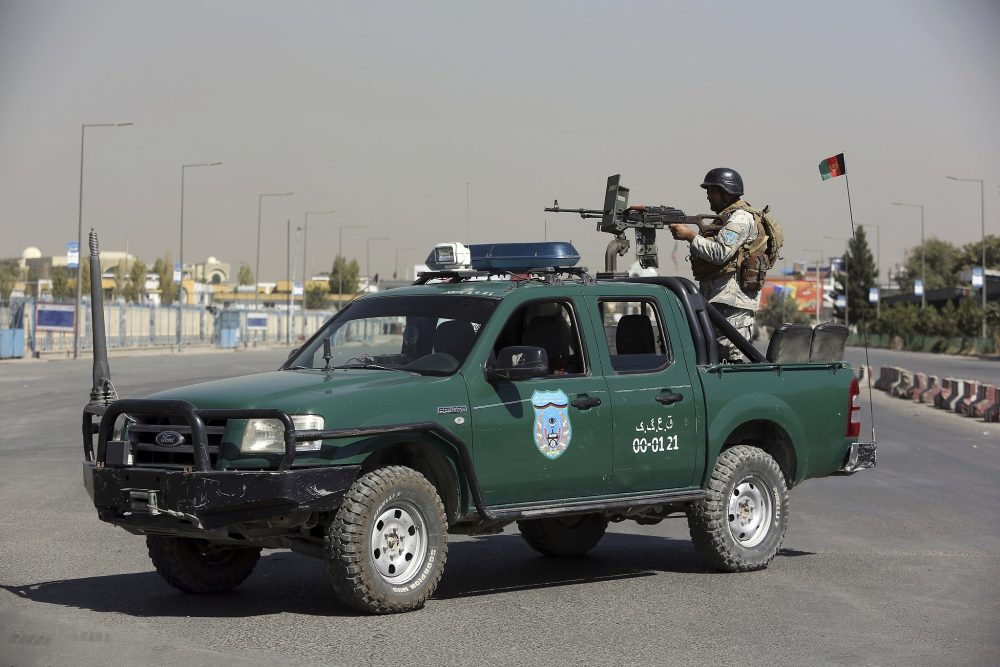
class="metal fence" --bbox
[1,299,336,356]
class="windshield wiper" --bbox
[329,355,404,372]
[329,363,400,371]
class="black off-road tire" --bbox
[146,536,261,593]
[686,445,789,572]
[325,466,448,614]
[517,513,609,557]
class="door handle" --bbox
[655,391,684,405]
[571,397,602,410]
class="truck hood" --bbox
[147,369,450,418]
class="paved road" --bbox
[1,350,998,666]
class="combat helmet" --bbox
[700,168,743,196]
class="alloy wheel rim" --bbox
[370,500,428,585]
[727,474,773,548]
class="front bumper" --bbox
[836,441,877,474]
[83,462,361,531]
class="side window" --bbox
[599,299,670,373]
[493,301,587,376]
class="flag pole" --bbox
[842,166,875,446]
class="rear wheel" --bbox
[146,536,261,593]
[517,513,609,557]
[687,445,788,572]
[325,466,448,614]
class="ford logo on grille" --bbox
[155,431,185,447]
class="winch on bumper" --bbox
[82,398,361,532]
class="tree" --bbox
[833,226,878,329]
[50,266,73,301]
[305,283,329,309]
[957,234,1000,273]
[0,259,19,302]
[111,260,129,299]
[758,288,810,331]
[328,256,360,297]
[955,298,982,338]
[123,259,147,303]
[152,256,177,304]
[896,238,961,292]
[237,264,254,287]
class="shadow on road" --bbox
[2,533,814,617]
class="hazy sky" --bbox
[2,0,999,283]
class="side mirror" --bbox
[487,346,549,382]
[286,347,299,361]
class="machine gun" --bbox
[545,174,724,274]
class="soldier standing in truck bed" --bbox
[669,167,764,362]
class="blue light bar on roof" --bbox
[468,242,580,271]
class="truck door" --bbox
[466,297,612,506]
[583,291,701,493]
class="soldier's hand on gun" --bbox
[669,223,696,242]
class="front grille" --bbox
[128,416,227,468]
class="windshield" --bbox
[288,294,498,375]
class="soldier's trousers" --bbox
[712,303,755,362]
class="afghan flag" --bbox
[819,153,846,180]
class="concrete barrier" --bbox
[920,376,941,404]
[957,381,980,415]
[971,385,997,419]
[874,366,898,392]
[934,378,956,409]
[891,369,915,398]
[944,379,967,412]
[907,373,927,401]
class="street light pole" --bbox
[892,202,925,309]
[338,224,365,308]
[947,176,987,339]
[73,121,133,360]
[255,191,294,311]
[301,210,335,334]
[366,236,389,291]
[394,247,414,281]
[177,161,222,351]
[804,248,824,324]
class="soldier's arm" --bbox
[689,210,755,265]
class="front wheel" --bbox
[687,445,788,572]
[146,536,261,593]
[325,466,448,614]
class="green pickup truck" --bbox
[82,240,875,614]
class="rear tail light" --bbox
[846,376,861,438]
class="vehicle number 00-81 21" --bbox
[632,435,679,454]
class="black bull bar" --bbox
[82,399,364,529]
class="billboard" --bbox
[760,279,821,315]
[35,304,75,332]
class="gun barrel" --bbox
[544,206,605,219]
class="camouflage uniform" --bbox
[689,202,762,361]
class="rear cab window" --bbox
[597,298,671,373]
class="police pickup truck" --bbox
[82,238,875,614]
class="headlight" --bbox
[240,415,325,453]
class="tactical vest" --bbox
[690,200,768,283]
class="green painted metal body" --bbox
[146,278,855,519]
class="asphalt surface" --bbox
[1,348,998,666]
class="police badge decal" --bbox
[531,389,572,460]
